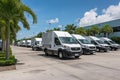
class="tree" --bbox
[53,27,60,31]
[0,0,37,59]
[86,29,93,36]
[101,24,113,37]
[75,27,86,35]
[90,25,100,36]
[36,32,43,38]
[64,24,76,34]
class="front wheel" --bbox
[58,52,64,59]
[45,49,48,56]
[75,56,80,58]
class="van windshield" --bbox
[109,40,116,44]
[96,40,105,44]
[59,37,78,44]
[79,39,91,44]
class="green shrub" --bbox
[0,56,15,60]
[0,59,17,66]
[0,48,17,66]
[111,37,120,44]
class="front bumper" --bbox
[96,46,110,51]
[62,49,82,57]
[110,46,119,50]
[82,48,96,54]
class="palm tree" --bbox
[86,29,93,36]
[64,24,76,34]
[53,27,61,31]
[75,27,86,35]
[101,24,113,37]
[0,0,37,59]
[90,25,100,36]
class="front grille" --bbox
[89,47,96,49]
[105,46,109,49]
[71,47,80,51]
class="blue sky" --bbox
[17,0,120,39]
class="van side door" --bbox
[54,37,61,55]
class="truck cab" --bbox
[31,38,42,51]
[42,31,82,59]
[86,36,110,52]
[100,37,120,51]
[25,40,31,47]
[72,34,96,54]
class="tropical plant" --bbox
[64,24,76,34]
[101,24,113,37]
[86,29,93,36]
[75,27,86,35]
[36,32,43,38]
[0,0,37,59]
[53,27,61,31]
[90,25,100,36]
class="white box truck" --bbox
[72,34,96,54]
[31,38,42,51]
[86,36,110,52]
[25,40,31,47]
[20,40,26,47]
[100,37,120,51]
[0,40,2,51]
[17,41,21,46]
[42,31,82,59]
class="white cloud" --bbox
[78,2,120,27]
[47,18,59,24]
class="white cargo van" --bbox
[72,34,96,54]
[25,40,31,47]
[100,37,120,51]
[20,40,26,47]
[17,41,21,46]
[42,31,82,59]
[31,38,42,51]
[0,40,2,51]
[86,36,110,52]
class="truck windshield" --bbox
[109,40,116,44]
[59,37,78,44]
[96,40,105,44]
[79,39,91,44]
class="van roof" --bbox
[72,34,85,39]
[54,31,72,37]
[34,38,42,41]
[100,37,111,41]
[89,36,100,40]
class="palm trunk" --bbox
[2,40,6,52]
[6,20,10,60]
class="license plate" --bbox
[75,54,79,56]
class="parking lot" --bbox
[0,46,120,80]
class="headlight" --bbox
[82,45,89,49]
[98,45,103,47]
[63,46,71,51]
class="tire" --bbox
[75,56,80,58]
[58,52,64,59]
[90,52,94,55]
[104,50,108,52]
[44,49,48,56]
[34,47,37,51]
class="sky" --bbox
[17,0,120,39]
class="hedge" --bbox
[111,37,120,44]
[0,48,17,66]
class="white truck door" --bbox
[54,37,61,54]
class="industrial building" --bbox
[85,19,120,37]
